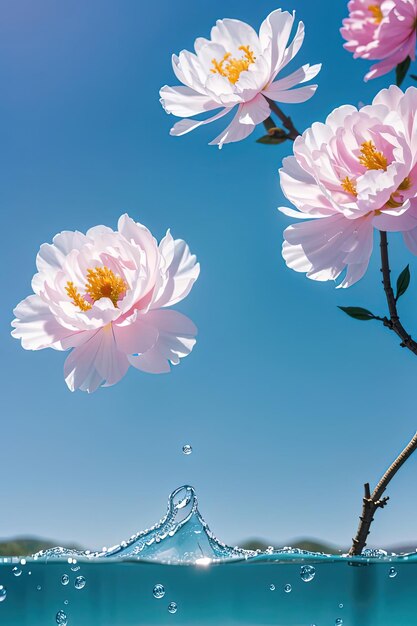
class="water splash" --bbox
[33,485,255,564]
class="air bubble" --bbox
[153,584,165,599]
[55,610,67,625]
[0,586,6,602]
[389,567,397,578]
[61,575,69,586]
[74,576,86,590]
[182,445,192,455]
[12,567,22,577]
[269,584,275,591]
[168,602,178,614]
[284,584,292,593]
[300,565,316,582]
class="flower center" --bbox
[65,266,128,311]
[358,140,388,171]
[211,45,256,84]
[340,141,411,208]
[368,4,383,23]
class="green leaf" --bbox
[396,264,410,301]
[396,57,411,87]
[338,306,375,321]
[256,133,288,145]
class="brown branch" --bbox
[349,432,417,555]
[379,230,417,355]
[349,230,417,555]
[265,98,301,141]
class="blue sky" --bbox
[1,0,417,551]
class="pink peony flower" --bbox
[159,9,321,147]
[279,86,417,287]
[12,214,200,392]
[341,0,417,81]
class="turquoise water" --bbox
[1,486,416,625]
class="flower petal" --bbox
[64,327,130,393]
[170,107,232,137]
[282,213,374,288]
[159,85,220,118]
[128,310,197,374]
[11,294,76,351]
[152,230,200,308]
[264,63,321,93]
[264,84,318,104]
[259,9,295,76]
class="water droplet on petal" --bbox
[0,586,6,602]
[61,575,69,586]
[182,445,192,455]
[389,567,397,578]
[284,584,292,593]
[153,584,165,599]
[300,565,316,582]
[56,610,67,625]
[168,601,178,614]
[269,584,275,591]
[74,576,86,590]
[12,567,22,577]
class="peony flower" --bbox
[341,0,417,81]
[279,85,417,287]
[12,214,200,392]
[159,9,321,147]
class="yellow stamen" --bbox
[386,176,412,208]
[341,176,358,196]
[65,266,128,312]
[211,45,256,84]
[368,4,383,23]
[65,282,92,312]
[358,140,388,171]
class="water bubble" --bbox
[64,600,69,606]
[300,565,316,582]
[37,585,42,591]
[182,444,192,455]
[55,610,67,625]
[284,584,292,593]
[389,567,397,578]
[269,584,275,591]
[339,603,344,609]
[168,602,178,614]
[61,574,70,586]
[0,586,6,602]
[335,619,343,625]
[70,565,80,572]
[12,567,22,577]
[153,584,165,599]
[20,559,26,566]
[74,576,86,590]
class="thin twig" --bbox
[349,432,417,555]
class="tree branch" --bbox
[379,230,417,354]
[349,230,417,555]
[264,99,302,141]
[349,431,417,555]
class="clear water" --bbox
[1,486,417,625]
